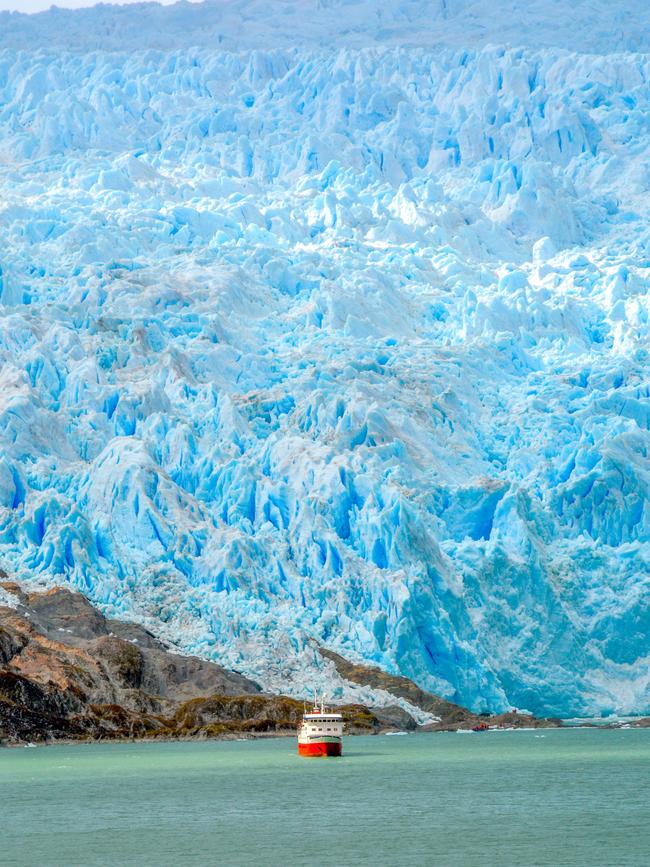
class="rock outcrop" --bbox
[0,582,262,744]
[0,584,414,744]
[320,647,561,731]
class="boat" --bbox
[472,722,490,732]
[297,696,344,757]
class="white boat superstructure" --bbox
[297,695,344,757]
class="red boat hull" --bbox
[298,740,342,757]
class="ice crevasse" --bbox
[0,1,648,717]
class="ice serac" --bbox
[0,1,648,718]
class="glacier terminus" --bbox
[0,0,648,719]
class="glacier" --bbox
[0,0,648,717]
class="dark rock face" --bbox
[0,583,265,744]
[373,704,419,732]
[0,627,27,665]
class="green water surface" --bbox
[1,728,648,866]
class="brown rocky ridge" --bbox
[318,647,561,731]
[0,581,559,745]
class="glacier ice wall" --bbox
[0,2,649,716]
[3,0,650,54]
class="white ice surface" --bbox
[0,585,19,609]
[2,0,650,54]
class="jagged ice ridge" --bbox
[0,1,648,716]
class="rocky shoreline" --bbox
[2,582,624,747]
[0,582,430,745]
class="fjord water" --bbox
[2,730,648,866]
